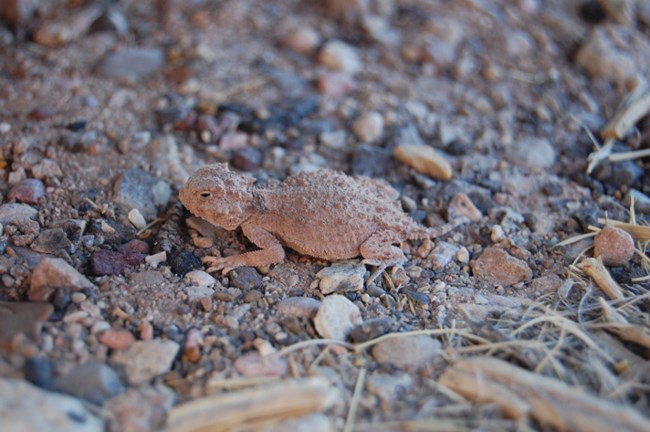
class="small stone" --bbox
[110,340,180,385]
[317,72,356,98]
[393,144,453,180]
[185,270,216,287]
[185,284,214,302]
[113,168,171,219]
[219,132,249,151]
[623,189,650,214]
[233,352,288,377]
[24,356,53,388]
[352,112,384,143]
[313,294,362,341]
[229,267,263,290]
[30,257,94,302]
[349,317,396,343]
[130,270,165,286]
[0,122,10,133]
[366,373,413,405]
[182,328,203,363]
[491,225,506,242]
[448,193,482,222]
[231,147,263,171]
[128,208,147,229]
[593,226,634,266]
[371,335,442,370]
[277,297,322,318]
[429,241,459,270]
[90,250,145,276]
[284,27,320,53]
[31,159,63,179]
[471,247,533,286]
[90,6,129,34]
[106,386,175,432]
[319,130,347,150]
[98,329,136,350]
[7,179,45,204]
[0,379,104,431]
[96,47,165,80]
[53,362,124,405]
[0,301,53,352]
[33,4,102,46]
[509,137,556,168]
[31,229,74,255]
[145,251,167,268]
[529,274,563,293]
[318,40,362,74]
[352,143,392,177]
[119,239,150,254]
[316,261,365,294]
[598,0,635,25]
[0,203,37,225]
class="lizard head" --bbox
[179,164,256,230]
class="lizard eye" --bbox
[200,192,212,199]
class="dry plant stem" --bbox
[164,377,336,432]
[608,148,650,163]
[577,257,624,300]
[598,298,650,352]
[596,218,650,241]
[343,367,367,432]
[438,357,649,432]
[600,85,650,141]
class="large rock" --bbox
[29,257,94,302]
[471,247,532,286]
[110,340,180,385]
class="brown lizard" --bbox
[179,163,465,284]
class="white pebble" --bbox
[185,270,216,287]
[128,208,147,229]
[313,294,362,341]
[491,225,506,242]
[318,40,362,74]
[145,251,167,268]
[353,112,384,143]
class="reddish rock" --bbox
[90,250,145,276]
[593,226,635,266]
[8,179,45,204]
[317,72,356,98]
[0,301,53,352]
[471,247,532,286]
[98,329,136,350]
[118,239,150,254]
[233,352,288,377]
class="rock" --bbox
[90,250,145,276]
[277,296,322,318]
[0,0,38,23]
[318,40,362,74]
[90,7,129,34]
[283,27,320,53]
[96,47,165,80]
[529,274,563,293]
[316,261,365,294]
[366,373,413,405]
[29,257,94,302]
[113,168,171,219]
[352,143,392,177]
[509,137,556,168]
[471,247,533,286]
[598,0,635,25]
[98,329,136,350]
[106,386,175,432]
[130,270,165,286]
[313,294,362,341]
[31,159,63,179]
[219,132,248,151]
[168,250,202,277]
[349,317,396,343]
[593,226,634,266]
[430,241,459,270]
[393,144,453,180]
[352,112,384,143]
[110,340,180,385]
[448,193,482,222]
[31,229,74,255]
[54,219,87,243]
[0,301,53,352]
[53,362,124,405]
[0,203,37,225]
[8,179,45,204]
[128,208,147,229]
[185,284,215,302]
[319,130,347,150]
[33,4,102,47]
[233,352,288,377]
[229,267,263,290]
[371,335,442,369]
[317,72,356,98]
[0,378,104,431]
[185,270,216,287]
[231,146,263,171]
[182,328,203,363]
[491,225,506,242]
[623,189,650,214]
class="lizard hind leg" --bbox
[360,232,407,286]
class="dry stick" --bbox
[596,218,650,241]
[597,297,650,351]
[343,367,367,432]
[438,357,649,432]
[577,257,625,300]
[600,84,650,141]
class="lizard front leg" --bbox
[204,222,285,274]
[360,230,407,286]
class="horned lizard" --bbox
[179,164,465,284]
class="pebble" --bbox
[393,144,453,180]
[145,251,167,268]
[231,147,263,171]
[233,352,288,377]
[185,270,216,287]
[0,122,10,133]
[352,143,392,177]
[371,335,442,370]
[130,270,165,286]
[169,250,202,277]
[316,261,365,294]
[598,0,635,25]
[529,274,563,293]
[120,239,150,254]
[319,130,347,149]
[471,247,533,286]
[318,40,362,74]
[509,137,556,168]
[430,241,459,270]
[113,167,171,219]
[24,356,53,388]
[29,257,94,302]
[491,225,506,242]
[105,386,175,432]
[0,378,104,431]
[90,6,129,34]
[219,132,248,151]
[31,159,63,179]
[593,226,635,266]
[98,329,136,350]
[448,193,482,222]
[90,250,145,276]
[313,294,362,341]
[317,72,356,98]
[366,373,413,405]
[7,179,45,204]
[0,301,53,351]
[110,340,180,385]
[182,328,203,363]
[283,27,320,53]
[229,267,263,290]
[31,228,74,255]
[0,203,38,226]
[623,189,650,214]
[96,47,166,80]
[52,362,124,405]
[185,284,214,302]
[352,112,384,143]
[128,208,147,229]
[276,296,322,318]
[349,317,396,343]
[33,4,102,47]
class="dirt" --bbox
[0,0,649,431]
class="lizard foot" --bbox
[202,255,242,275]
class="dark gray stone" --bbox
[53,362,124,405]
[113,168,171,219]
